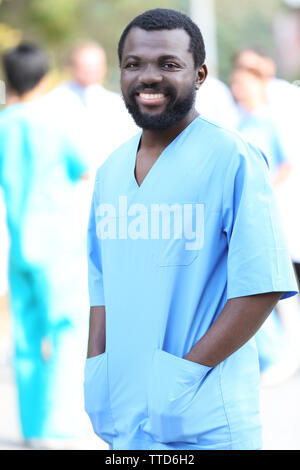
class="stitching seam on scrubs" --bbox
[265,177,281,280]
[218,363,233,449]
[106,352,118,442]
[220,142,239,236]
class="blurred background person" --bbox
[233,46,300,122]
[233,46,300,372]
[48,40,138,179]
[230,61,300,386]
[230,66,291,184]
[0,193,9,299]
[233,47,300,277]
[46,40,138,231]
[195,75,238,128]
[0,42,91,449]
[0,189,10,368]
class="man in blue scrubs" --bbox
[85,9,298,450]
[0,42,89,447]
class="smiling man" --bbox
[84,9,298,451]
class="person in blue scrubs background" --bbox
[230,66,290,184]
[0,42,90,448]
[85,9,298,450]
[230,66,300,385]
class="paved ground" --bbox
[260,369,300,449]
[0,364,109,450]
[1,294,300,451]
[0,294,108,451]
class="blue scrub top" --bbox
[236,109,287,174]
[85,116,297,450]
[0,101,88,268]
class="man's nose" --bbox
[138,63,163,85]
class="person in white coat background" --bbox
[46,40,138,234]
[48,40,138,179]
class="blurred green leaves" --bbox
[216,0,283,83]
[0,0,294,88]
[27,0,83,44]
[0,0,186,89]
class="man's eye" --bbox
[161,63,179,70]
[125,63,139,69]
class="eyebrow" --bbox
[123,54,184,62]
[123,55,140,62]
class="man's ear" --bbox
[195,64,208,90]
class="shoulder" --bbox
[0,103,30,130]
[195,115,256,152]
[195,115,270,171]
[47,82,75,98]
[89,84,123,104]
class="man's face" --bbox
[120,27,205,130]
[234,50,275,81]
[70,47,107,88]
[230,69,263,106]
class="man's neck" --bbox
[140,108,199,151]
[18,89,42,103]
[17,78,48,103]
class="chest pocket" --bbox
[153,202,204,267]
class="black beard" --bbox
[122,83,196,131]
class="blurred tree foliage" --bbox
[216,0,285,83]
[0,0,293,90]
[0,0,186,90]
[75,0,187,87]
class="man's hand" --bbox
[184,292,282,367]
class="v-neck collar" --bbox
[130,116,201,191]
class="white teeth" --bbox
[139,93,164,100]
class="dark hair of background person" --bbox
[2,42,49,96]
[118,8,206,69]
[232,45,274,64]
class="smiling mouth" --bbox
[139,92,165,100]
[136,91,168,106]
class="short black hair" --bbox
[2,42,49,96]
[118,8,206,69]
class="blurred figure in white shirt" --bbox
[46,41,138,230]
[48,41,137,180]
[195,76,238,129]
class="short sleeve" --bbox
[87,184,105,306]
[271,133,288,169]
[223,141,298,301]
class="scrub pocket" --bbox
[143,349,230,446]
[157,237,199,266]
[153,202,203,267]
[84,352,116,444]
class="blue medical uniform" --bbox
[236,109,287,173]
[85,116,297,450]
[0,100,89,439]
